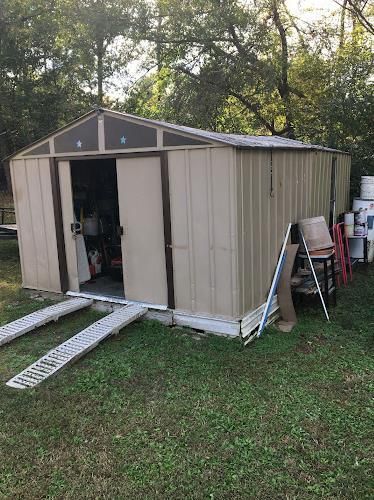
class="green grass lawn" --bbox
[0,240,373,499]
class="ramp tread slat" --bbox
[15,376,35,386]
[7,305,147,389]
[36,362,55,371]
[48,353,70,361]
[28,368,51,377]
[21,372,41,382]
[33,367,51,375]
[0,298,93,347]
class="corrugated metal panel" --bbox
[335,153,351,216]
[168,147,239,318]
[237,148,350,315]
[10,158,61,292]
[238,149,267,313]
[310,151,333,221]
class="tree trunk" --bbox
[272,1,295,138]
[97,39,104,105]
[339,0,347,48]
[155,2,164,104]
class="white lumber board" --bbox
[173,311,240,336]
[6,304,147,389]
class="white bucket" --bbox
[344,212,354,225]
[361,176,374,183]
[349,198,374,262]
[344,212,354,237]
[345,225,354,237]
[360,176,374,200]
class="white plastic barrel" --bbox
[360,176,374,200]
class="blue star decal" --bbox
[76,140,82,149]
[120,136,126,145]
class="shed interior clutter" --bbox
[70,159,124,298]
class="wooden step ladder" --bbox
[0,298,93,347]
[6,304,147,389]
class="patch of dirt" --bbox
[295,342,314,354]
[295,334,328,354]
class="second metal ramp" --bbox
[6,304,147,389]
[0,298,93,347]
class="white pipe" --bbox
[257,222,292,337]
[300,231,330,322]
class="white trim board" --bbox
[240,296,279,339]
[65,290,168,311]
[27,290,280,339]
[173,311,240,337]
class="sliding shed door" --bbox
[10,158,61,292]
[58,160,80,292]
[116,156,168,306]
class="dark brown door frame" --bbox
[329,156,337,226]
[49,158,69,292]
[159,151,175,309]
[50,152,176,308]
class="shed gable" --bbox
[104,115,157,150]
[8,109,238,161]
[22,141,50,157]
[54,116,98,153]
[163,131,210,147]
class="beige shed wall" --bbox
[335,153,351,216]
[168,147,239,318]
[237,149,351,315]
[309,150,333,221]
[10,158,61,292]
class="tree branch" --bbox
[176,65,286,135]
[333,0,374,34]
[143,36,232,44]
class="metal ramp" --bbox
[6,304,147,389]
[0,224,17,239]
[0,298,93,347]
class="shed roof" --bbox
[5,108,347,160]
[127,112,341,152]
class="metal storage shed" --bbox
[6,108,351,336]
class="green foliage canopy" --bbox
[0,0,372,194]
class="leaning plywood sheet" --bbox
[0,298,93,347]
[6,304,147,389]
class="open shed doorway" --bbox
[70,159,124,298]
